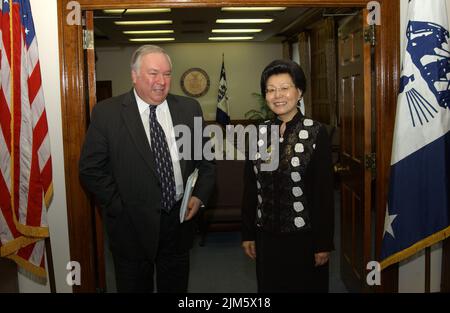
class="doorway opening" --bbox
[58,0,400,293]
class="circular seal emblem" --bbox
[180,68,210,98]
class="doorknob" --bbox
[334,164,350,174]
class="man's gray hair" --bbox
[130,45,172,72]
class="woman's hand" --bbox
[314,252,330,266]
[242,241,256,260]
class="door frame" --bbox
[57,0,399,292]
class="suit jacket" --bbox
[79,90,215,261]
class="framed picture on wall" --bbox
[180,68,210,98]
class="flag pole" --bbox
[9,0,15,264]
[442,238,450,292]
[45,237,56,293]
[425,246,430,293]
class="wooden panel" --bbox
[338,11,372,292]
[58,0,400,293]
[376,0,400,293]
[342,77,352,155]
[354,193,363,278]
[71,0,392,8]
[353,30,363,60]
[354,74,364,160]
[58,1,96,292]
[341,36,352,66]
[310,18,336,124]
[84,11,107,293]
[325,17,337,125]
[85,11,97,114]
[298,32,312,115]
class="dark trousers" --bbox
[113,205,190,293]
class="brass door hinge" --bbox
[365,153,376,171]
[83,30,94,50]
[364,24,376,46]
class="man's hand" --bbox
[314,251,330,266]
[242,241,256,260]
[184,196,202,221]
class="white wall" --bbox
[397,0,448,293]
[96,43,283,120]
[18,0,72,293]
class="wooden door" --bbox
[83,10,106,293]
[310,17,337,125]
[337,11,373,292]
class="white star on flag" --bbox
[383,206,398,238]
[25,28,29,35]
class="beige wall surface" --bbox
[96,43,283,121]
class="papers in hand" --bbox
[180,168,199,223]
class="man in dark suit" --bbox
[79,45,215,293]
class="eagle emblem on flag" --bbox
[399,21,450,127]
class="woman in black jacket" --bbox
[242,59,334,293]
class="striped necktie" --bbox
[149,105,176,212]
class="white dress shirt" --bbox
[134,89,184,201]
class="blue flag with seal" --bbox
[380,0,450,270]
[216,55,230,125]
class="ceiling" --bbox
[93,7,356,46]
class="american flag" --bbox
[0,0,53,279]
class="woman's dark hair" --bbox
[260,59,307,98]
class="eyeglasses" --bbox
[265,84,295,96]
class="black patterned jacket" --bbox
[242,111,335,252]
